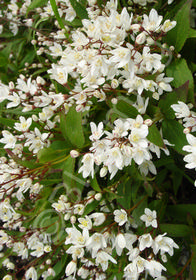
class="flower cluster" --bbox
[52,196,179,279]
[171,101,196,186]
[79,116,169,179]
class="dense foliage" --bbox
[0,0,196,279]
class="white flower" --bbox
[3,276,12,280]
[86,233,107,257]
[153,233,179,256]
[78,153,95,178]
[0,131,17,149]
[138,233,153,251]
[7,92,20,108]
[145,260,166,278]
[25,267,37,280]
[89,212,106,226]
[65,260,77,276]
[89,122,104,141]
[161,20,176,32]
[171,101,190,118]
[114,233,126,256]
[142,9,163,32]
[14,116,32,132]
[114,209,128,226]
[140,208,157,228]
[78,216,92,230]
[95,250,117,271]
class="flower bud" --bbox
[70,150,79,158]
[95,193,102,201]
[111,98,118,105]
[135,32,146,45]
[144,119,153,126]
[100,166,108,177]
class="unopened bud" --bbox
[183,127,191,134]
[70,150,79,158]
[46,259,52,265]
[111,98,118,105]
[70,215,76,224]
[135,32,146,45]
[111,79,119,89]
[95,193,102,201]
[100,166,108,177]
[144,119,153,126]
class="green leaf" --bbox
[90,176,102,192]
[50,0,69,36]
[147,123,164,147]
[114,99,138,119]
[159,92,177,120]
[0,53,8,67]
[37,147,67,164]
[162,119,187,154]
[69,0,89,19]
[27,0,48,12]
[47,254,67,280]
[167,204,196,222]
[166,58,194,103]
[189,28,196,38]
[63,156,75,190]
[174,81,189,103]
[117,179,133,209]
[62,106,85,148]
[159,223,193,237]
[190,244,196,279]
[84,200,100,215]
[0,117,16,127]
[166,0,192,51]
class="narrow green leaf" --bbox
[167,204,196,222]
[114,99,138,119]
[190,244,196,279]
[37,147,67,164]
[63,156,75,190]
[160,224,193,237]
[0,117,16,127]
[147,123,164,147]
[166,0,192,51]
[162,119,187,154]
[166,59,194,104]
[90,176,102,192]
[27,0,48,12]
[50,0,69,36]
[69,0,89,19]
[62,106,85,148]
[159,92,177,120]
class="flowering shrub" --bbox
[0,0,196,279]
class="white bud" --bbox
[152,92,160,100]
[32,115,38,122]
[36,76,45,85]
[135,32,146,44]
[95,193,102,201]
[111,98,118,105]
[177,53,181,58]
[111,79,119,89]
[65,260,77,276]
[70,215,76,224]
[70,150,79,158]
[64,213,71,221]
[169,46,175,51]
[40,264,44,269]
[46,259,52,265]
[183,127,191,134]
[144,119,153,126]
[100,166,108,177]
